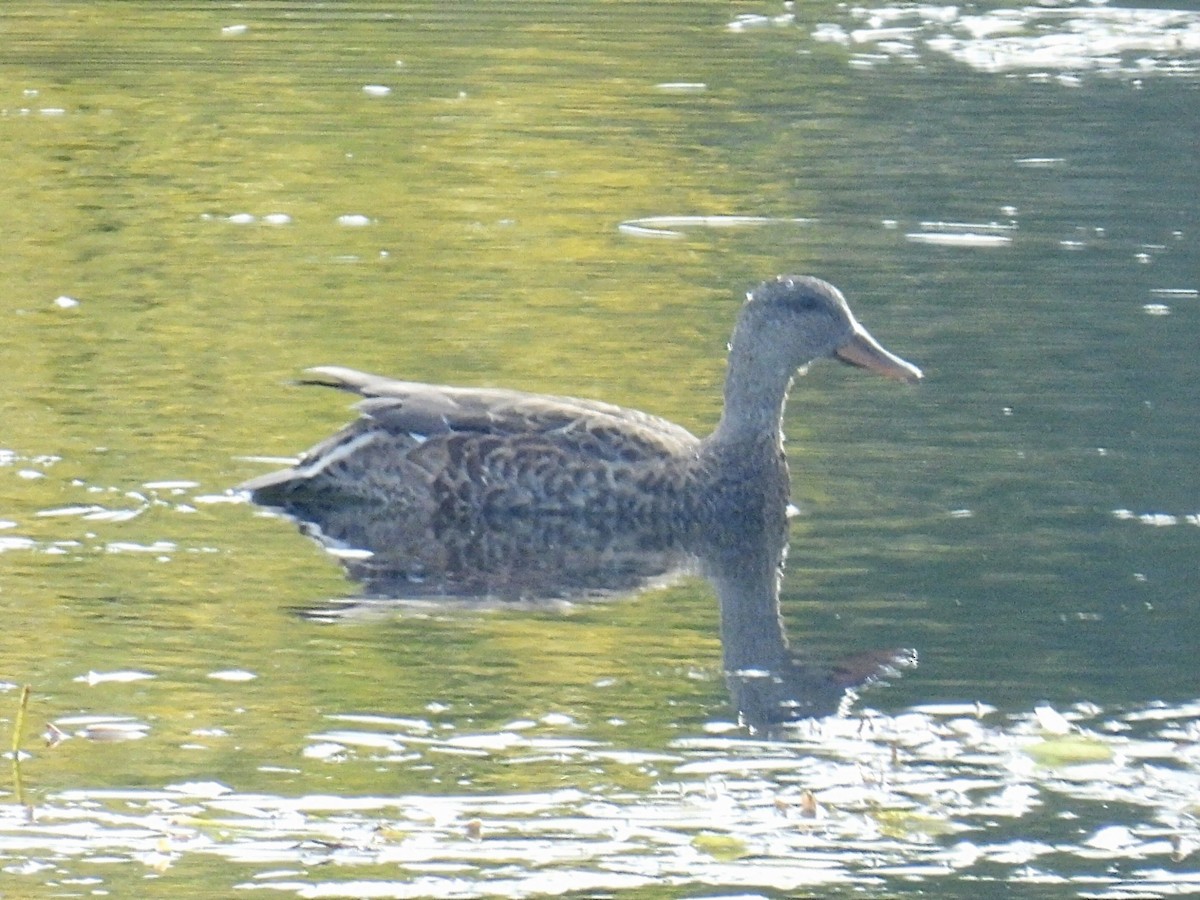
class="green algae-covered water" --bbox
[1,2,1198,895]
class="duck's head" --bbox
[736,275,923,384]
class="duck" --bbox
[240,275,922,526]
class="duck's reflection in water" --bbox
[260,494,913,735]
[698,504,915,732]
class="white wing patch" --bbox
[298,431,379,479]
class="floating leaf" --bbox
[1026,734,1114,766]
[692,833,751,861]
[872,808,959,839]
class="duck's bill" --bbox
[835,326,924,384]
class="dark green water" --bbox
[0,1,1198,896]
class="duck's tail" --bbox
[238,466,307,508]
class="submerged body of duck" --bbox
[240,276,921,523]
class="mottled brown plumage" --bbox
[240,276,921,524]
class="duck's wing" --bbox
[239,367,702,511]
[301,366,700,460]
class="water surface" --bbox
[1,1,1198,895]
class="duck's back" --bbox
[241,367,702,518]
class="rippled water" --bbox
[1,1,1198,895]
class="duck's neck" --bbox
[707,353,795,454]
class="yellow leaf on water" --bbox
[692,833,750,861]
[1026,735,1114,766]
[871,809,958,839]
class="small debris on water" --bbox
[74,670,155,686]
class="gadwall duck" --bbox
[240,276,921,523]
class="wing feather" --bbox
[304,366,700,463]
